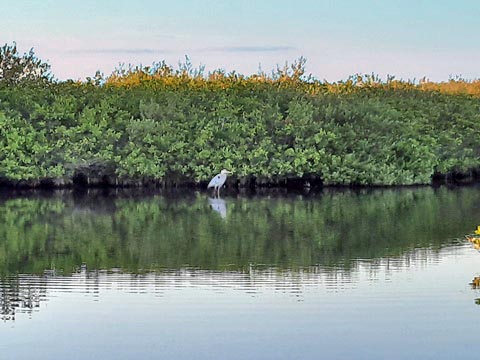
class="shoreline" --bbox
[0,172,478,191]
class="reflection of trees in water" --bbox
[0,246,444,322]
[1,187,475,275]
[1,276,44,321]
[1,268,96,322]
[3,187,479,319]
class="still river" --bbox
[1,186,479,359]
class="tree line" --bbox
[1,43,479,187]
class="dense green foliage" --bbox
[0,45,479,186]
[0,187,477,275]
[0,42,51,84]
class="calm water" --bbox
[1,187,480,359]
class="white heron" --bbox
[207,169,232,196]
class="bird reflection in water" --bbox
[208,197,227,219]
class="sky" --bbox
[1,0,479,81]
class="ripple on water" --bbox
[0,243,473,323]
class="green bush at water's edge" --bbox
[1,44,479,186]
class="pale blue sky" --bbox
[1,0,479,81]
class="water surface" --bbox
[1,187,480,359]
